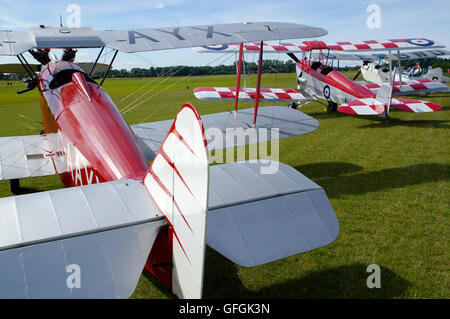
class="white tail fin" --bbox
[143,103,209,299]
[423,67,443,82]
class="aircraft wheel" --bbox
[289,102,298,109]
[327,101,338,112]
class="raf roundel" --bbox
[201,44,229,51]
[405,38,434,47]
[323,85,331,99]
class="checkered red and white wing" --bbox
[193,87,308,102]
[327,38,443,52]
[338,97,442,115]
[361,78,449,95]
[337,98,386,115]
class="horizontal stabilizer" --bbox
[207,161,339,267]
[132,106,319,161]
[0,179,165,298]
[390,98,442,112]
[362,78,449,96]
[193,87,308,102]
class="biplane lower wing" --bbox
[338,97,442,115]
[132,106,319,161]
[193,87,309,102]
[0,135,55,180]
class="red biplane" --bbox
[0,22,339,298]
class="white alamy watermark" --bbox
[206,127,280,174]
[66,4,81,28]
[366,4,381,29]
[366,264,381,288]
[66,264,81,289]
[165,127,280,174]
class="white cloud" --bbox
[156,2,164,9]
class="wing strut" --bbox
[89,47,105,76]
[253,41,263,125]
[99,49,118,86]
[397,49,402,85]
[234,43,244,112]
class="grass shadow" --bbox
[203,249,411,298]
[357,117,450,129]
[295,162,363,180]
[295,163,449,199]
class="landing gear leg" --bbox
[10,179,20,194]
[384,108,390,123]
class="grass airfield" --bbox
[0,71,448,298]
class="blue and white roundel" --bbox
[405,38,434,47]
[201,44,229,50]
[323,85,331,99]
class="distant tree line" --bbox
[97,59,297,78]
[1,58,449,80]
[0,60,295,81]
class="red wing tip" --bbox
[337,106,357,114]
[425,102,442,111]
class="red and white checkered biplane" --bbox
[195,38,448,121]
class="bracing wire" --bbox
[120,51,235,120]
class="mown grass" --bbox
[0,71,448,299]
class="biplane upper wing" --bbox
[0,22,327,56]
[325,38,444,52]
[131,106,319,161]
[195,41,447,56]
[0,135,55,180]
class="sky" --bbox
[0,0,449,69]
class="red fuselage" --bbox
[38,61,148,187]
[297,59,375,101]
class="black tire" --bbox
[327,101,338,112]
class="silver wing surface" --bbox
[207,161,339,267]
[0,22,327,56]
[132,106,319,161]
[0,135,55,180]
[0,179,165,298]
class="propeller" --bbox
[17,77,39,94]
